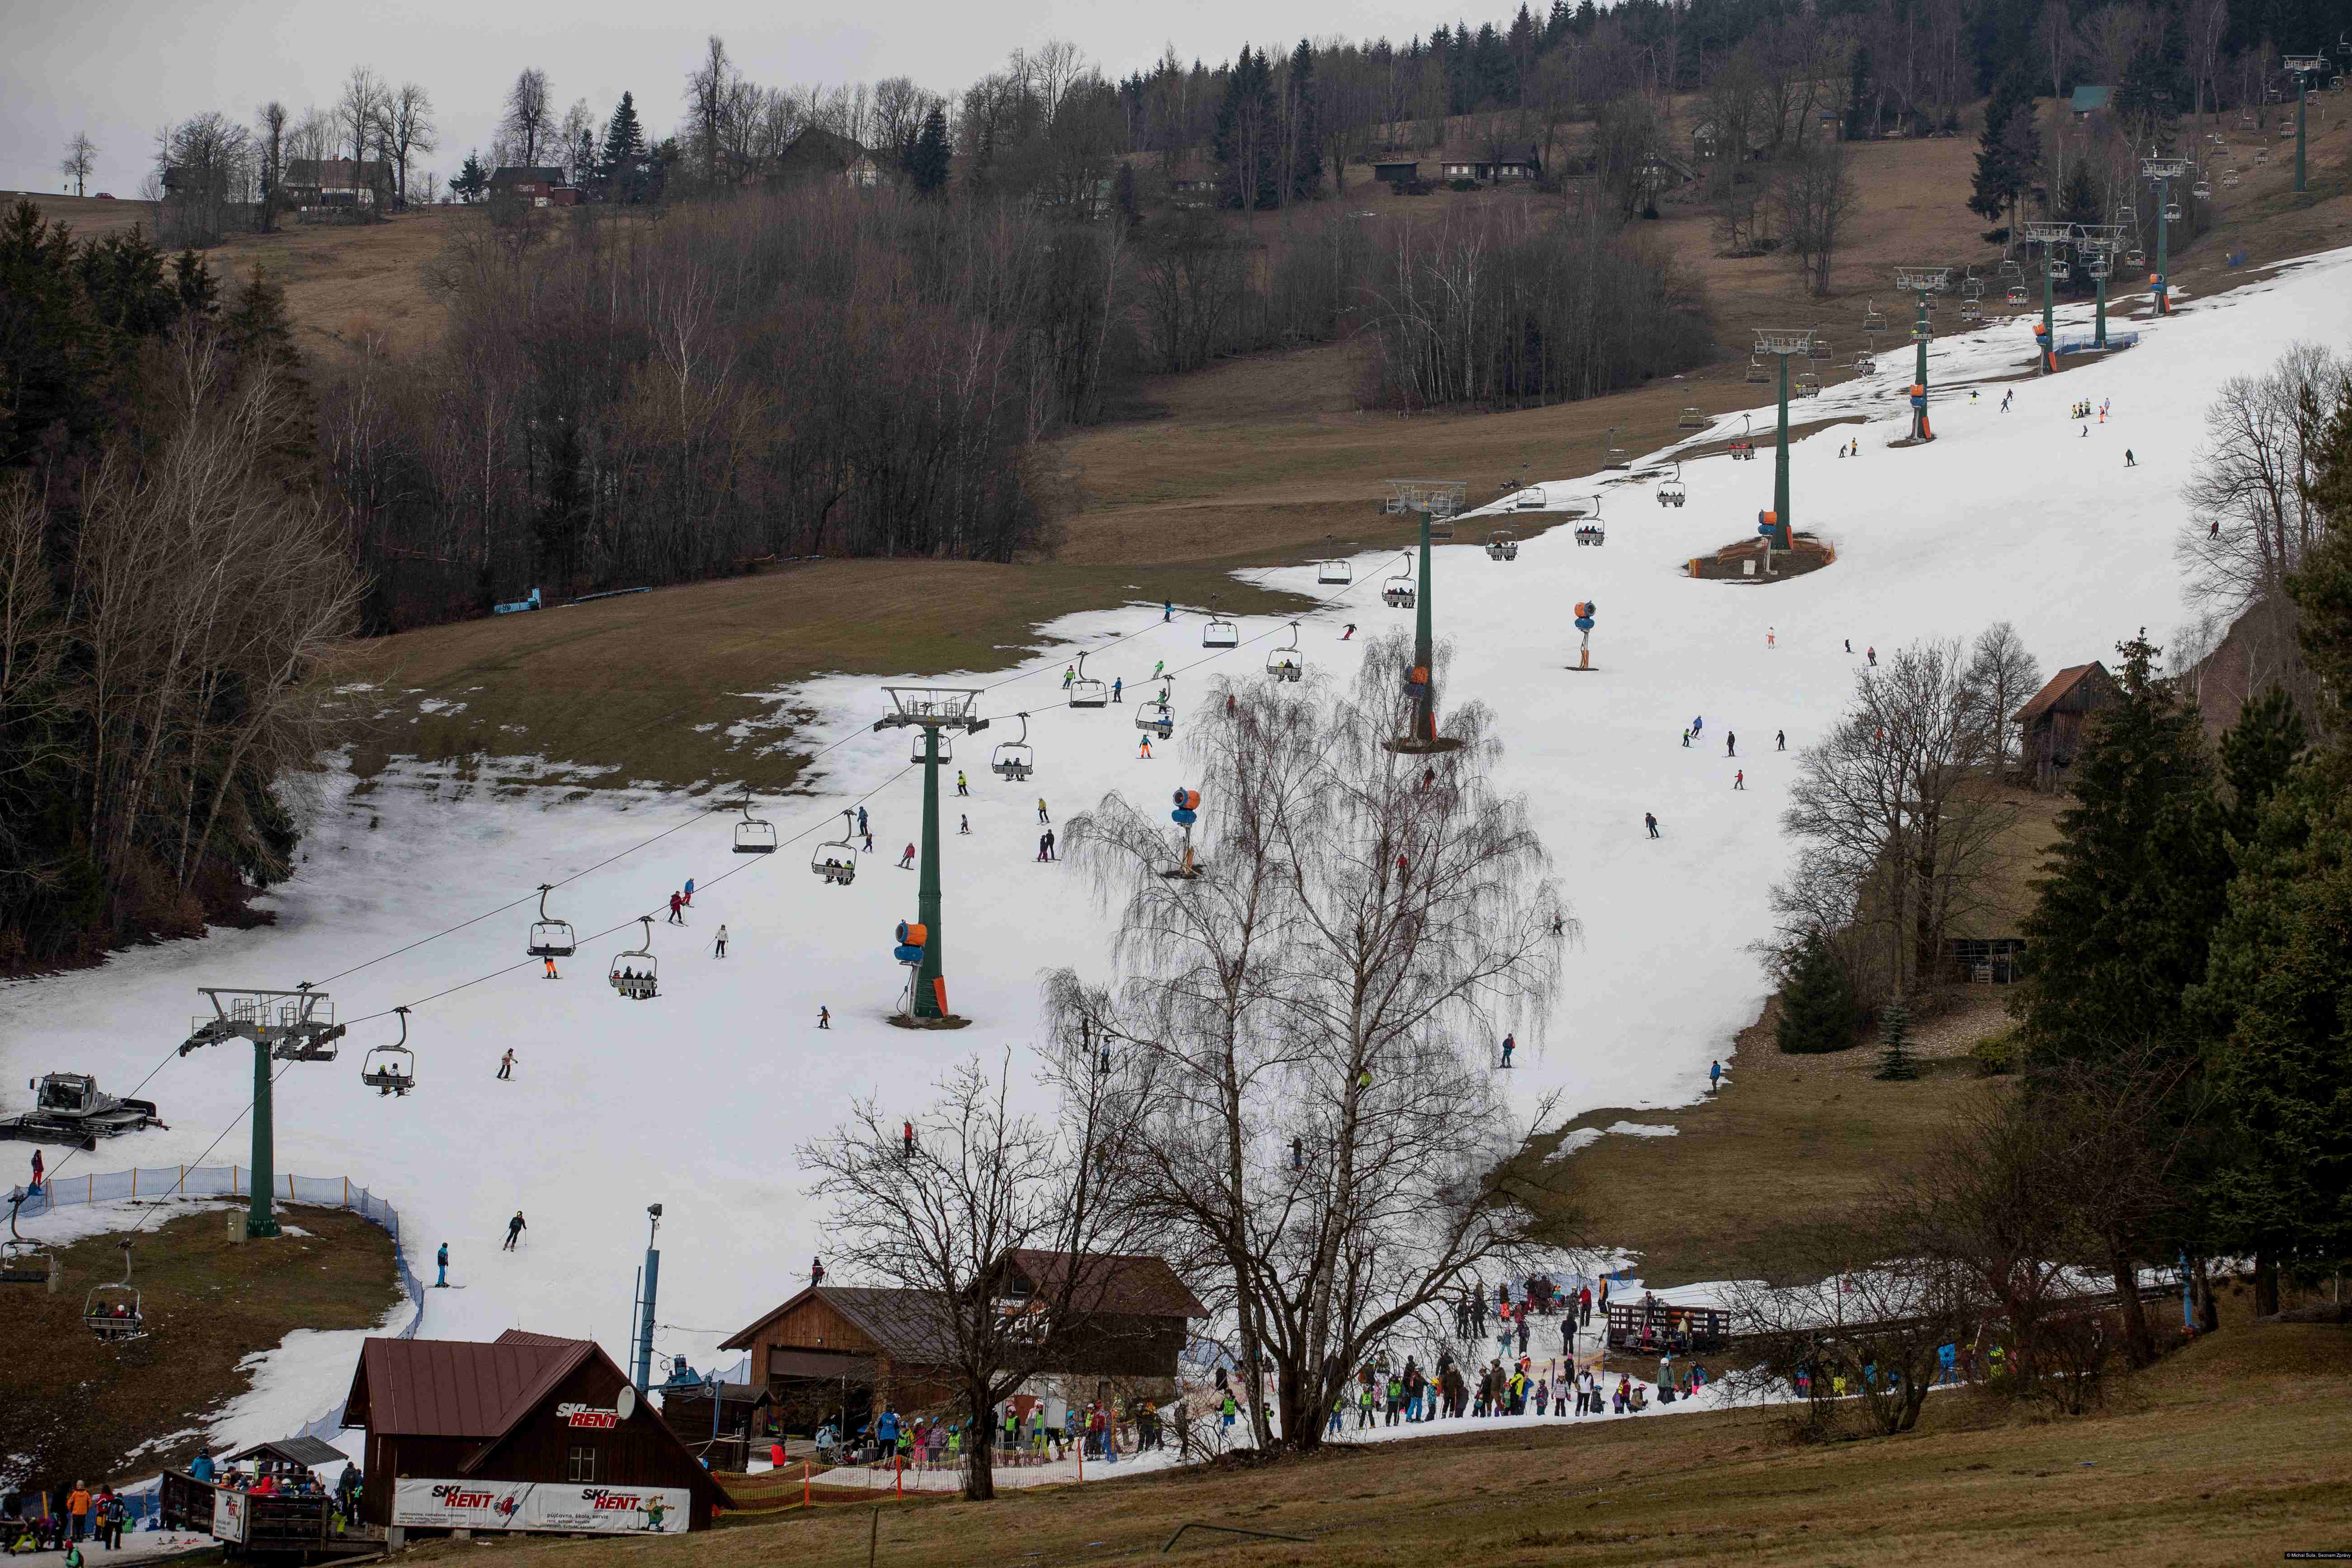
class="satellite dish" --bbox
[615,1384,637,1422]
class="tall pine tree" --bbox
[600,94,649,203]
[1775,933,1861,1053]
[909,107,952,197]
[2013,630,2230,1068]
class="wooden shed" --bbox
[656,1380,773,1472]
[340,1329,729,1539]
[2014,661,2122,793]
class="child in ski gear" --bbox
[1733,769,1745,790]
[898,843,916,868]
[667,890,684,924]
[1111,677,1123,702]
[817,1007,830,1029]
[959,814,969,834]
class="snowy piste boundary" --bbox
[4,246,2348,1450]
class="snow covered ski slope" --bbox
[5,248,2347,1430]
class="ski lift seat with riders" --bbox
[609,915,660,1001]
[359,1007,416,1097]
[813,811,857,885]
[733,797,778,855]
[1266,622,1304,681]
[1136,701,1174,739]
[527,884,576,958]
[1382,552,1416,608]
[991,713,1035,781]
[84,1240,144,1340]
[1486,529,1519,560]
[1657,465,1686,508]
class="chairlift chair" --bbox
[1515,486,1547,510]
[1745,355,1769,383]
[608,915,660,1001]
[1382,554,1417,608]
[990,712,1035,782]
[1428,511,1456,540]
[813,812,857,885]
[2127,245,2146,266]
[1961,273,1985,301]
[733,796,778,855]
[1068,652,1109,708]
[1266,622,1305,681]
[1861,300,1886,334]
[1202,617,1239,649]
[2255,145,2270,163]
[2164,199,2183,220]
[359,1007,416,1097]
[1795,372,1821,398]
[2117,202,2137,222]
[1486,529,1521,559]
[527,884,577,959]
[2006,285,2029,305]
[1317,556,1353,585]
[2222,169,2241,187]
[84,1240,144,1340]
[2192,178,2212,198]
[1998,258,2025,284]
[1658,464,1687,508]
[1854,351,1879,373]
[909,730,951,764]
[1136,700,1175,739]
[1676,405,1708,430]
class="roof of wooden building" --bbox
[2014,661,2117,724]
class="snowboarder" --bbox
[497,1048,516,1081]
[1499,1034,1516,1069]
[898,843,916,869]
[1036,797,1049,824]
[1710,1059,1723,1091]
[713,923,729,958]
[2126,449,2137,467]
[503,1211,527,1251]
[818,1006,831,1030]
[955,770,969,796]
[1776,729,1786,751]
[1138,737,1153,759]
[436,1243,449,1287]
[1342,624,1356,640]
[1645,812,1660,839]
[1152,660,1165,681]
[959,814,970,834]
[1733,769,1745,790]
[667,890,684,924]
[1844,639,1852,654]
[1112,677,1123,702]
[1726,732,1736,757]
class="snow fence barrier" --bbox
[19,1162,428,1522]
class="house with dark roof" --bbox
[280,157,393,208]
[1435,142,1543,183]
[721,1252,1206,1432]
[488,166,579,207]
[341,1329,728,1537]
[774,127,884,188]
[2014,660,2122,792]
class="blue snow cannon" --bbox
[894,920,928,965]
[1573,600,1596,633]
[1171,787,1200,826]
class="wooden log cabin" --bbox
[2014,661,2121,793]
[721,1250,1205,1435]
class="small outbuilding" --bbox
[341,1328,729,1540]
[656,1380,774,1472]
[1372,159,1421,186]
[2013,661,2122,792]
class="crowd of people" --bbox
[810,1394,1170,1474]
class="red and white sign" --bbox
[210,1488,248,1544]
[557,1402,621,1429]
[392,1480,689,1535]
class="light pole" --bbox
[1751,328,1816,552]
[1381,479,1468,755]
[2286,55,2326,193]
[1892,266,1951,442]
[632,1203,663,1394]
[178,985,346,1238]
[2139,155,2189,315]
[874,688,987,1026]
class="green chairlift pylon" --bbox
[1380,479,1468,754]
[179,985,346,1238]
[1750,329,1815,558]
[873,688,987,1027]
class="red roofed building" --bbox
[2013,661,2122,793]
[341,1329,728,1539]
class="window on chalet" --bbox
[567,1446,597,1482]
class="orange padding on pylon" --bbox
[932,977,949,1014]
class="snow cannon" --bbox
[893,920,928,965]
[1909,383,1932,443]
[1171,787,1200,827]
[1404,664,1430,702]
[1572,601,1596,632]
[2032,319,2056,374]
[1570,601,1598,670]
[1757,509,1789,550]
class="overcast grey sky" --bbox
[1,0,1451,198]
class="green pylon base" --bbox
[247,1218,282,1239]
[1384,737,1466,755]
[889,1012,972,1031]
[1886,436,1933,450]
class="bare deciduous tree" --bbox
[154,113,254,247]
[501,67,553,169]
[801,1052,1159,1501]
[1045,645,1571,1455]
[1775,138,1860,297]
[2176,343,2348,619]
[339,66,385,170]
[60,132,97,197]
[255,103,288,229]
[1965,621,2043,777]
[382,83,437,207]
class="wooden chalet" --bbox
[1435,142,1543,183]
[341,1329,728,1538]
[2014,661,2121,793]
[721,1252,1206,1434]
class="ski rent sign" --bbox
[392,1480,689,1534]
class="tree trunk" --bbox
[2253,1251,2279,1318]
[2109,1252,2156,1368]
[2192,1256,2219,1334]
[961,1394,995,1501]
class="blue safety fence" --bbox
[16,1164,427,1525]
[2053,331,2140,354]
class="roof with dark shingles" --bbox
[348,1334,588,1437]
[2014,661,2113,724]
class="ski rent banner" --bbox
[391,1480,690,1534]
[210,1488,247,1544]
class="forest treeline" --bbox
[0,201,358,967]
